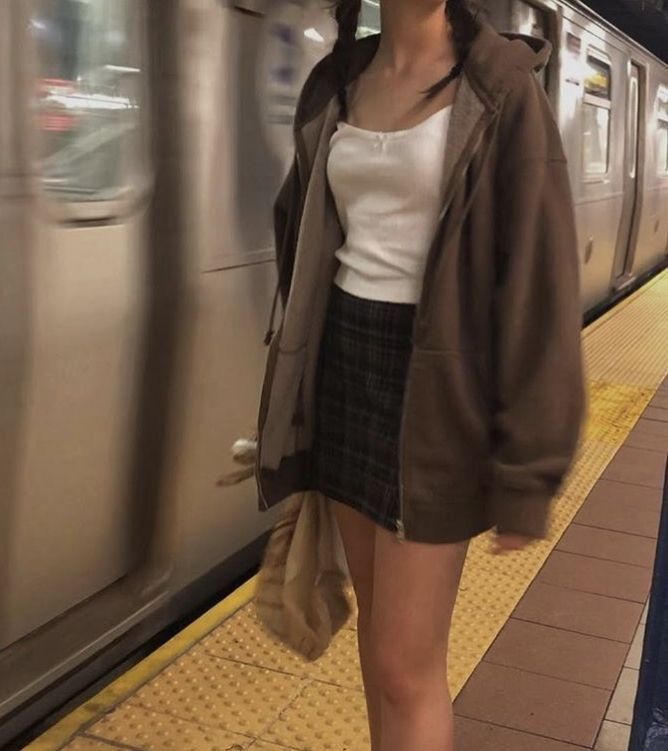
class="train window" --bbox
[584,56,612,99]
[583,52,612,177]
[358,0,380,36]
[628,76,639,179]
[30,0,146,202]
[583,105,610,175]
[659,123,668,175]
[657,88,668,119]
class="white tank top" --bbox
[327,105,452,304]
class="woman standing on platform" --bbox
[256,1,585,749]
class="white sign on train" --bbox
[257,0,336,165]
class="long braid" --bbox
[447,0,479,65]
[332,0,361,121]
[426,0,480,99]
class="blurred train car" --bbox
[1,0,667,743]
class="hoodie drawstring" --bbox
[264,280,281,346]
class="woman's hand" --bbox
[492,532,534,555]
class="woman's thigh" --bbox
[332,500,377,619]
[371,528,469,668]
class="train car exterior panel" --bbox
[164,266,281,582]
[153,0,340,593]
[3,219,146,647]
[634,66,668,276]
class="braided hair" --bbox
[332,0,362,120]
[332,0,479,120]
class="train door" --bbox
[158,0,340,593]
[0,0,150,648]
[612,61,644,288]
[0,0,29,655]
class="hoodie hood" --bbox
[466,26,552,107]
[294,20,552,129]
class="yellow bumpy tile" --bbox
[61,740,121,751]
[126,644,305,739]
[87,703,254,750]
[199,605,313,679]
[262,683,370,751]
[202,605,363,692]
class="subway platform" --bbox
[25,270,668,751]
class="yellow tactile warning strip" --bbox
[21,579,257,751]
[25,269,668,751]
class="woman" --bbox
[256,1,585,749]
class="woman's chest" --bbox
[327,111,451,207]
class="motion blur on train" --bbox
[0,0,667,743]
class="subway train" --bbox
[1,0,667,743]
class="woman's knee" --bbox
[368,628,446,705]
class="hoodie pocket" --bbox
[403,349,491,497]
[259,346,308,471]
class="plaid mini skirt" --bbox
[312,283,417,532]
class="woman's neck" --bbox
[376,1,454,74]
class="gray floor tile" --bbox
[537,551,651,603]
[649,393,668,410]
[644,406,668,422]
[596,720,632,751]
[641,601,649,625]
[557,524,657,568]
[455,662,610,747]
[606,667,640,725]
[456,717,586,750]
[514,582,642,642]
[486,619,627,690]
[601,446,666,489]
[574,480,661,538]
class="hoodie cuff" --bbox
[491,485,553,539]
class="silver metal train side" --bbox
[0,0,666,743]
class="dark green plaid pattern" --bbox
[313,284,416,532]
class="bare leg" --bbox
[332,501,381,750]
[370,528,468,751]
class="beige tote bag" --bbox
[254,491,352,661]
[218,439,352,660]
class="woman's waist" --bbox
[333,261,424,306]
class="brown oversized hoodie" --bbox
[255,20,586,544]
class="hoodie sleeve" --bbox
[490,72,586,539]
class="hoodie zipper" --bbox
[394,109,499,543]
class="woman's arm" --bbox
[490,73,586,540]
